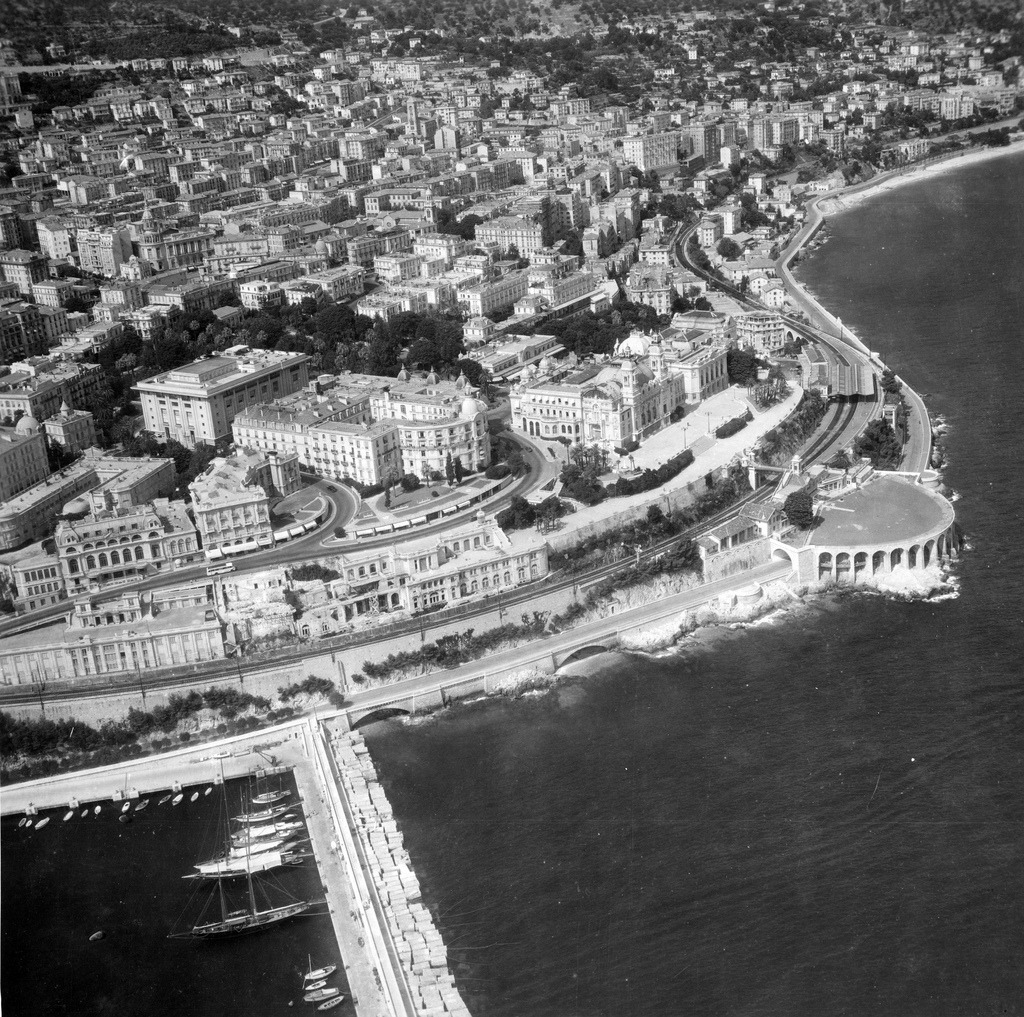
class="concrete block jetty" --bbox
[329,728,471,1017]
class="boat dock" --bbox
[1,715,474,1017]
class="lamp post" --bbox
[622,542,642,567]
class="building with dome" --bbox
[0,449,175,551]
[510,329,728,449]
[232,369,492,488]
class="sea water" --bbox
[362,150,1024,1017]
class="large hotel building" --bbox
[232,370,491,487]
[135,346,310,447]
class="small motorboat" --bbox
[172,794,183,806]
[63,810,74,822]
[306,980,327,992]
[204,787,212,796]
[35,816,50,830]
[17,818,27,828]
[80,809,89,818]
[121,801,131,814]
[158,794,172,806]
[318,997,345,1011]
[135,799,149,812]
[89,931,105,942]
[24,819,34,829]
[118,814,131,825]
[94,806,102,816]
[190,792,199,803]
[303,987,340,1004]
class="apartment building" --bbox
[0,421,50,501]
[0,250,49,298]
[474,217,546,259]
[0,359,105,422]
[0,300,50,360]
[622,131,680,172]
[188,449,301,554]
[735,311,785,356]
[76,227,133,277]
[458,270,529,317]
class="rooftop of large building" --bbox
[136,347,308,393]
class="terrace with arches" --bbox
[772,473,957,586]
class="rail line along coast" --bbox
[3,7,1009,1010]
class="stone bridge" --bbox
[344,634,616,729]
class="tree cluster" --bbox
[757,390,827,465]
[360,612,553,682]
[783,489,816,530]
[855,418,903,470]
[496,494,570,532]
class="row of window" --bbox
[68,546,150,572]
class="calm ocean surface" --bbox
[363,150,1024,1017]
[3,151,1023,1017]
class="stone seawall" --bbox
[331,729,472,1017]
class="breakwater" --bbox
[328,727,472,1017]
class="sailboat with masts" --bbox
[169,777,317,939]
[252,769,291,806]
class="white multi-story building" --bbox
[232,370,491,487]
[735,311,784,356]
[76,227,133,278]
[622,132,680,172]
[135,347,310,447]
[189,450,301,555]
[458,270,529,317]
[323,515,549,623]
[239,280,286,310]
[304,264,366,301]
[474,217,545,259]
[0,421,50,502]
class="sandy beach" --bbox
[814,138,1024,216]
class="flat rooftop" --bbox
[809,475,953,549]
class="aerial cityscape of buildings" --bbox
[0,1,1016,685]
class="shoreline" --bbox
[814,140,1024,217]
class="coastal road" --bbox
[341,559,795,721]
